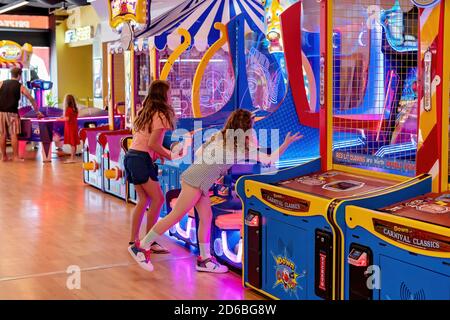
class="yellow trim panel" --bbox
[346,206,450,258]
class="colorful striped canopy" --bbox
[137,0,265,51]
[0,61,23,69]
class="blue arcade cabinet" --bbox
[26,79,54,161]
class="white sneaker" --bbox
[196,256,228,273]
[128,243,154,272]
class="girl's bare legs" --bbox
[64,145,77,163]
[194,192,228,273]
[130,185,150,243]
[195,195,213,244]
[140,182,201,249]
[140,179,164,234]
[70,146,76,161]
[195,194,214,259]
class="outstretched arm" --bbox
[251,132,303,166]
[21,86,40,113]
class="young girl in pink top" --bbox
[124,80,188,254]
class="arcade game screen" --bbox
[332,0,419,177]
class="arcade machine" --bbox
[100,129,131,199]
[21,104,115,161]
[209,0,370,270]
[236,0,447,300]
[79,105,125,189]
[86,48,130,193]
[208,0,323,269]
[340,0,450,300]
[160,0,361,266]
[112,36,152,202]
[82,0,148,191]
[25,80,54,161]
[80,125,111,189]
[96,0,151,199]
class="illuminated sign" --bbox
[0,40,22,62]
[263,0,296,53]
[108,0,148,29]
[0,15,49,29]
[261,189,310,212]
[373,219,450,252]
[65,26,94,44]
[0,20,29,28]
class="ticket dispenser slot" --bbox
[245,210,262,289]
[315,230,333,300]
[348,243,373,300]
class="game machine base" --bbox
[100,130,132,200]
[236,159,431,300]
[343,193,450,300]
[19,80,54,161]
[166,188,198,248]
[80,126,113,190]
[210,164,262,270]
[164,164,260,269]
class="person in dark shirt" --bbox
[0,67,42,161]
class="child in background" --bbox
[125,80,189,255]
[62,94,80,164]
[128,109,302,273]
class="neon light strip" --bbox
[25,116,122,123]
[374,142,417,157]
[332,138,366,150]
[159,59,224,63]
[221,231,242,264]
[174,216,196,243]
[275,157,317,168]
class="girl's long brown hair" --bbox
[208,109,254,150]
[134,80,175,133]
[64,94,78,113]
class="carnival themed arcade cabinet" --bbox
[156,0,333,269]
[340,1,450,301]
[236,0,448,300]
[163,0,363,269]
[81,0,150,193]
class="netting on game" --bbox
[246,0,321,114]
[332,0,419,177]
[156,45,235,119]
[135,51,150,106]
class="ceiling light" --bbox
[0,1,29,15]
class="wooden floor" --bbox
[0,149,263,300]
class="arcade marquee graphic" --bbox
[109,0,148,28]
[271,249,306,299]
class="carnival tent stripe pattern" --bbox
[0,62,23,69]
[137,0,264,51]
